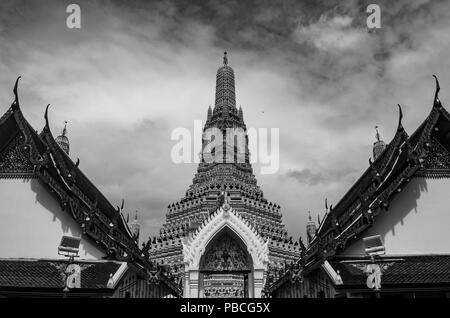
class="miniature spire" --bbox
[207,105,212,122]
[223,51,228,66]
[238,106,244,122]
[128,210,140,242]
[433,75,442,108]
[62,121,67,137]
[55,121,70,155]
[306,211,317,245]
[373,125,386,160]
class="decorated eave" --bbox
[328,254,450,291]
[0,78,181,295]
[300,76,450,271]
[263,76,450,294]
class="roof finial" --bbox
[135,210,138,220]
[44,104,51,131]
[12,76,21,109]
[397,104,403,131]
[308,210,312,221]
[223,51,228,66]
[433,74,441,108]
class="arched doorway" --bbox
[199,229,253,298]
[182,206,268,298]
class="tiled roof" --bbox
[0,259,123,290]
[331,255,450,287]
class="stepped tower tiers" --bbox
[146,53,300,296]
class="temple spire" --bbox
[128,210,140,242]
[207,105,212,122]
[214,51,236,112]
[306,211,317,245]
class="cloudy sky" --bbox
[1,0,450,243]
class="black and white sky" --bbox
[1,0,450,242]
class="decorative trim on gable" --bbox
[182,204,269,271]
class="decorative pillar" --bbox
[253,269,265,298]
[185,270,200,298]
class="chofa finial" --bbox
[433,74,441,108]
[44,104,51,131]
[397,104,403,130]
[12,76,21,109]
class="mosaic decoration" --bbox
[201,232,250,272]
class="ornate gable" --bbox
[182,204,269,271]
[418,136,450,176]
[0,132,34,178]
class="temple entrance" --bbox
[199,229,253,298]
[182,207,268,298]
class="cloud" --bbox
[285,167,357,186]
[294,14,367,52]
[1,0,450,243]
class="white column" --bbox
[253,269,265,298]
[188,270,200,298]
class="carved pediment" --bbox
[0,133,33,176]
[200,231,251,272]
[420,136,450,172]
[183,205,269,271]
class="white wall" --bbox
[341,177,450,255]
[0,178,106,259]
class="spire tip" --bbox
[375,125,380,141]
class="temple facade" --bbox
[2,54,449,298]
[267,76,450,298]
[144,53,300,298]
